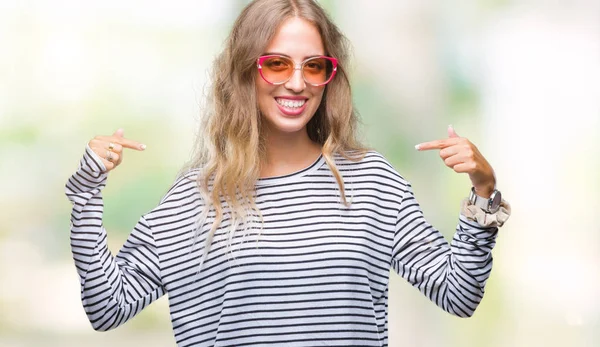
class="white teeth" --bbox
[276,98,306,108]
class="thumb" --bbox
[113,128,124,138]
[447,125,459,138]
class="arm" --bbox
[65,145,165,331]
[390,183,498,317]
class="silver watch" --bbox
[468,187,502,214]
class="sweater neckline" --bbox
[256,154,325,186]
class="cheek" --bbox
[255,80,275,112]
[310,88,325,109]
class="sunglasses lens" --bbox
[303,57,334,85]
[261,56,294,84]
[259,56,336,85]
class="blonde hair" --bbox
[181,0,367,269]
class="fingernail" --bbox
[414,144,421,150]
[448,124,453,129]
[140,144,146,150]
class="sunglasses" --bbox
[257,55,338,86]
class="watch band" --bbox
[469,187,501,214]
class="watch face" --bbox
[491,190,502,209]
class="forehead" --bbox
[264,17,325,59]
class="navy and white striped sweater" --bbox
[65,145,498,346]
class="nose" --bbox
[284,66,305,93]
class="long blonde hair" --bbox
[181,0,367,269]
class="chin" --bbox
[263,103,316,135]
[266,115,311,135]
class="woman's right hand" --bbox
[87,128,146,172]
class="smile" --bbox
[275,97,306,108]
[274,97,308,117]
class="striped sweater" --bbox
[65,145,499,346]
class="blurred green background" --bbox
[1,0,599,346]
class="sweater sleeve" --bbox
[390,182,498,317]
[65,145,165,331]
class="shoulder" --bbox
[144,168,203,223]
[159,168,202,204]
[332,150,411,193]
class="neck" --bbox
[261,128,322,178]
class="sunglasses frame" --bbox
[257,54,338,87]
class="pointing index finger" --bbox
[112,137,146,151]
[415,139,452,151]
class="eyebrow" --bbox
[262,52,324,60]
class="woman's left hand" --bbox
[415,125,496,198]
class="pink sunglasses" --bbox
[257,55,338,86]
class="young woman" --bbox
[65,0,511,346]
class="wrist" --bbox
[473,183,495,198]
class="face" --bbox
[255,17,326,138]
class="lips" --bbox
[274,97,308,116]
